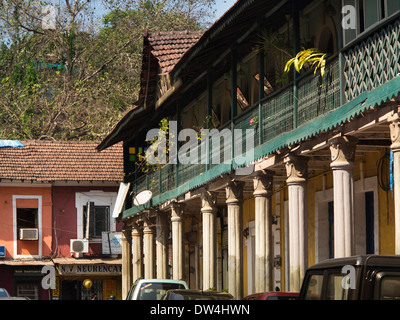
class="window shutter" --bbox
[89,201,96,238]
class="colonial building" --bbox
[0,140,124,299]
[98,0,400,299]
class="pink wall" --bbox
[52,186,122,257]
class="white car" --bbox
[0,288,10,298]
[126,279,189,300]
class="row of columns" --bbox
[122,128,400,297]
[284,135,359,291]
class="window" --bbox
[17,283,39,300]
[83,202,110,239]
[343,0,400,45]
[365,191,375,254]
[75,191,117,241]
[81,279,103,300]
[304,274,324,300]
[137,282,186,300]
[376,273,400,300]
[17,208,38,238]
[328,201,334,259]
[327,273,351,300]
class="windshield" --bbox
[303,267,358,300]
[138,283,186,300]
[0,289,9,297]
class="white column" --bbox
[156,211,169,279]
[226,180,245,299]
[143,217,155,279]
[132,223,143,282]
[121,227,132,299]
[201,190,218,291]
[390,113,400,254]
[284,154,308,292]
[329,135,358,258]
[171,202,185,280]
[253,170,274,293]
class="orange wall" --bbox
[0,186,52,258]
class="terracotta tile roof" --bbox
[0,140,123,182]
[97,30,204,152]
[148,30,204,73]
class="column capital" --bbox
[171,202,184,222]
[226,180,245,205]
[329,135,358,169]
[201,190,218,213]
[143,218,155,235]
[253,170,273,197]
[131,223,142,236]
[284,154,308,184]
[389,112,400,151]
[122,227,132,240]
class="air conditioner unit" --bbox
[70,239,89,253]
[19,228,38,240]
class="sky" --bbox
[214,0,237,19]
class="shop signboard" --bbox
[58,264,122,275]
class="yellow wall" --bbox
[240,148,395,294]
[242,194,255,297]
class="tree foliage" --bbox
[0,0,215,141]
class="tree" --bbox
[0,0,215,141]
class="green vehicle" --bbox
[126,279,189,300]
[299,255,400,300]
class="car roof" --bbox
[243,292,298,299]
[136,279,188,284]
[308,255,400,270]
[167,289,232,296]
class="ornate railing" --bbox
[343,16,400,102]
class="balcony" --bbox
[124,15,400,218]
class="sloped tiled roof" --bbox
[97,30,204,152]
[148,30,204,73]
[0,140,123,182]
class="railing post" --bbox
[338,4,345,106]
[207,69,213,171]
[176,99,181,188]
[258,20,265,145]
[292,0,300,129]
[231,45,238,165]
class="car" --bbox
[162,289,234,300]
[299,255,400,300]
[242,292,298,300]
[0,288,10,298]
[126,279,189,300]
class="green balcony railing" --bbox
[124,16,400,218]
[343,15,400,102]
